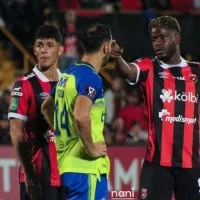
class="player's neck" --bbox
[37,64,59,81]
[81,54,102,73]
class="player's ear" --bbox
[33,45,37,55]
[175,34,180,44]
[103,42,109,54]
[58,45,64,56]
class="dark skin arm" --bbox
[110,40,138,80]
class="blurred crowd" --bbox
[1,0,200,145]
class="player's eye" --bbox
[36,43,43,48]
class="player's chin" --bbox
[39,64,52,71]
[156,54,168,61]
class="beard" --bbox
[102,55,110,67]
[160,41,177,62]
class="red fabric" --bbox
[170,0,192,12]
[119,105,148,131]
[58,0,80,9]
[120,0,143,10]
[9,71,60,186]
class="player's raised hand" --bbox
[88,141,107,158]
[25,174,41,200]
[110,40,123,58]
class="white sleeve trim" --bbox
[8,113,28,121]
[126,62,140,85]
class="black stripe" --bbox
[190,63,200,167]
[152,60,164,163]
[28,75,51,185]
[170,67,185,166]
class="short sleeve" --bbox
[8,80,31,121]
[127,58,152,85]
[78,75,101,103]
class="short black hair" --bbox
[148,16,181,35]
[81,23,112,53]
[33,25,63,44]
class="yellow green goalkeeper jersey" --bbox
[50,62,110,178]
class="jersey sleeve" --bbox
[78,75,102,103]
[127,58,152,85]
[8,79,32,121]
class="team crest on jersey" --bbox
[85,86,96,98]
[189,74,198,83]
[141,188,147,199]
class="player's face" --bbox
[151,27,179,62]
[33,39,63,69]
[102,38,112,67]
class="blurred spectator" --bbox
[113,118,125,143]
[104,77,126,125]
[170,0,192,12]
[116,89,148,134]
[143,0,171,10]
[103,124,114,144]
[60,10,79,71]
[58,0,80,10]
[193,0,200,9]
[80,0,103,9]
[126,120,148,145]
[120,0,143,11]
[0,90,11,144]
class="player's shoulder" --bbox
[131,57,154,71]
[17,71,35,83]
[186,61,200,67]
[12,71,34,92]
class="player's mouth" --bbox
[40,57,49,61]
[155,48,165,56]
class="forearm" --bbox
[42,108,54,128]
[114,56,138,80]
[75,116,95,153]
[10,132,34,177]
[41,95,54,127]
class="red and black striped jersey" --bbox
[129,57,200,168]
[8,66,61,186]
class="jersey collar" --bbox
[157,57,188,69]
[75,61,95,71]
[33,65,61,82]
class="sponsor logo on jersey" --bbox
[159,109,196,124]
[160,89,198,103]
[85,86,96,98]
[10,97,19,111]
[11,86,23,96]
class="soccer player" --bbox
[8,25,64,200]
[41,23,112,200]
[110,16,200,200]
